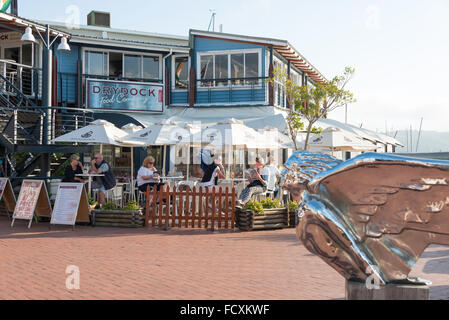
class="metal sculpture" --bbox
[282,151,449,285]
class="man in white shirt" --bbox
[262,156,281,198]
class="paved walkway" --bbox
[0,216,448,300]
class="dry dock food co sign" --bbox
[86,79,164,112]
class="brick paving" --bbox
[0,215,448,300]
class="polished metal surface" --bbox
[282,151,449,285]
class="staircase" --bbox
[0,61,94,184]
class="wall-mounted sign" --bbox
[0,32,22,42]
[12,180,52,229]
[0,178,16,217]
[51,183,90,226]
[86,79,164,112]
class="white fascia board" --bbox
[190,29,287,47]
[70,37,190,53]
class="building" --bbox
[0,10,401,181]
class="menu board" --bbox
[0,178,16,215]
[12,180,52,228]
[51,183,90,226]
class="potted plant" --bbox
[236,198,289,231]
[88,195,98,211]
[91,201,144,228]
[287,201,299,228]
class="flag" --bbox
[0,0,11,13]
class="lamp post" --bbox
[21,24,70,178]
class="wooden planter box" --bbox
[91,209,144,228]
[236,208,291,231]
[288,211,297,228]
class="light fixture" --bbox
[57,37,71,51]
[21,26,36,42]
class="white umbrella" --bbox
[120,121,183,177]
[52,119,129,153]
[308,127,378,152]
[195,118,273,149]
[121,123,144,202]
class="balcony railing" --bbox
[195,76,268,105]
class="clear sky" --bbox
[18,0,449,134]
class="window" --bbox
[198,50,261,87]
[143,56,159,80]
[84,51,108,76]
[84,49,161,81]
[200,55,213,86]
[173,56,189,89]
[109,52,122,77]
[124,54,141,79]
[215,54,228,86]
[230,54,244,85]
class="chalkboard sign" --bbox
[12,180,52,229]
[0,178,16,217]
[51,183,90,226]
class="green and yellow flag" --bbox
[0,0,11,13]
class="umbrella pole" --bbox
[162,145,167,176]
[100,144,103,154]
[131,147,135,202]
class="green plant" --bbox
[243,200,264,215]
[88,195,98,206]
[102,202,117,210]
[260,198,282,209]
[288,201,299,212]
[125,201,140,211]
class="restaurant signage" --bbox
[0,178,16,217]
[86,79,164,112]
[12,180,52,228]
[51,183,90,226]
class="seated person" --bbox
[62,154,84,183]
[262,156,281,198]
[137,156,166,193]
[237,157,267,206]
[90,153,116,208]
[200,156,226,191]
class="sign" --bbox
[51,183,90,226]
[0,178,16,217]
[12,180,52,228]
[0,32,21,42]
[86,79,164,112]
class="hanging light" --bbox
[57,37,71,51]
[21,26,36,42]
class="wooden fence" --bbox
[144,186,237,230]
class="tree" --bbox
[269,67,356,150]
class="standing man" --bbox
[90,153,116,208]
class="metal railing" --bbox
[196,76,268,105]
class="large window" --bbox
[84,51,108,76]
[84,49,160,81]
[198,50,261,87]
[173,56,189,89]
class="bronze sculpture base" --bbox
[345,281,429,300]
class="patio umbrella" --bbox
[121,123,144,201]
[119,121,181,177]
[52,119,128,154]
[307,127,378,153]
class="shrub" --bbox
[125,201,140,211]
[243,200,264,215]
[102,202,117,210]
[288,201,299,212]
[260,197,282,209]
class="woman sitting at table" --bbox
[137,156,166,193]
[62,154,84,183]
[201,155,226,191]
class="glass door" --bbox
[2,45,21,91]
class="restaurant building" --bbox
[0,10,401,181]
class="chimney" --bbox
[87,11,111,28]
[10,0,18,15]
[219,24,223,33]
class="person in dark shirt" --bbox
[62,154,84,183]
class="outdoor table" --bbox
[76,173,105,195]
[160,176,185,189]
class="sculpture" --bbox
[282,151,449,285]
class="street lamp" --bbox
[21,24,71,179]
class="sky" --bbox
[18,0,449,135]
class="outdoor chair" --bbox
[106,185,123,208]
